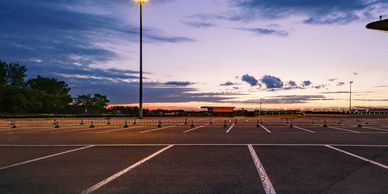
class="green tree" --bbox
[0,60,6,87]
[26,76,72,112]
[73,93,110,114]
[5,62,27,87]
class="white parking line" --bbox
[139,126,176,134]
[248,145,276,194]
[226,123,235,133]
[362,126,388,132]
[183,125,205,134]
[0,145,94,171]
[328,126,360,133]
[293,126,315,133]
[97,126,144,133]
[81,145,174,194]
[259,124,271,133]
[325,145,388,170]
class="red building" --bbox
[201,106,235,113]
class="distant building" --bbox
[201,106,235,113]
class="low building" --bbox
[201,106,235,113]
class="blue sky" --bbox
[1,0,388,110]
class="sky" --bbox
[1,0,388,110]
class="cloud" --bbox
[328,78,337,82]
[242,74,260,87]
[229,0,388,25]
[181,15,218,28]
[0,0,193,85]
[164,81,194,86]
[238,27,288,37]
[302,80,312,87]
[220,81,237,86]
[261,75,284,89]
[230,95,331,104]
[337,82,346,86]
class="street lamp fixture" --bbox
[134,0,149,119]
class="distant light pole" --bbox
[259,100,262,118]
[134,0,149,119]
[349,81,353,112]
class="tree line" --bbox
[0,60,110,114]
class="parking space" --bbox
[254,146,388,193]
[0,146,163,194]
[94,146,263,194]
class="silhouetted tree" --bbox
[5,62,26,87]
[26,76,72,112]
[73,94,110,114]
[0,60,6,87]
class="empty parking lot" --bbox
[0,117,387,194]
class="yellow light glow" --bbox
[134,0,149,4]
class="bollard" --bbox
[223,120,227,128]
[80,119,84,125]
[107,117,111,125]
[184,118,188,125]
[260,119,263,125]
[234,119,238,125]
[191,120,195,128]
[157,120,162,128]
[133,119,137,125]
[256,120,260,128]
[209,118,213,125]
[123,120,129,128]
[323,120,328,128]
[54,120,60,128]
[11,120,16,128]
[89,121,95,128]
[289,124,294,128]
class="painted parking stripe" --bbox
[293,126,315,133]
[225,123,235,133]
[248,145,276,194]
[325,145,388,170]
[362,126,388,132]
[97,126,144,133]
[259,124,271,133]
[183,125,205,134]
[139,126,176,134]
[0,145,94,171]
[328,126,360,133]
[81,145,174,194]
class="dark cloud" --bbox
[220,81,237,86]
[238,27,288,37]
[0,0,193,83]
[355,98,388,102]
[337,82,346,86]
[328,78,337,82]
[230,95,331,104]
[242,74,260,87]
[261,75,284,89]
[302,80,312,87]
[313,84,326,89]
[230,0,388,25]
[164,81,194,86]
[62,77,236,103]
[181,15,217,28]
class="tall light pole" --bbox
[349,81,353,113]
[134,0,149,119]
